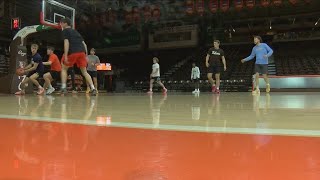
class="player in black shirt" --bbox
[15,44,45,95]
[59,18,97,96]
[205,40,227,94]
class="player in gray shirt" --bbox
[86,48,100,93]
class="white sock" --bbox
[197,89,200,91]
[90,84,95,90]
[38,85,42,89]
[216,87,219,90]
[61,83,66,89]
[49,85,53,89]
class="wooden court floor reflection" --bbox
[0,92,320,179]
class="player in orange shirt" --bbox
[42,46,62,95]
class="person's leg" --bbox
[196,79,200,92]
[86,71,93,93]
[149,79,155,92]
[254,72,260,94]
[43,72,53,90]
[15,77,30,95]
[44,72,56,95]
[29,73,44,95]
[80,67,95,90]
[207,73,215,87]
[157,79,167,92]
[262,64,270,93]
[93,77,98,91]
[215,73,221,91]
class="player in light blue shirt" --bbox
[241,36,273,94]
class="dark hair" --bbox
[153,57,159,63]
[60,18,72,26]
[47,46,55,51]
[254,36,263,43]
[213,40,220,44]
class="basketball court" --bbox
[0,0,320,179]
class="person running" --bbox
[241,36,273,94]
[42,46,61,95]
[205,40,227,94]
[191,62,200,94]
[59,17,97,95]
[15,44,44,95]
[86,48,100,93]
[148,57,167,94]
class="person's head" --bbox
[213,40,220,49]
[47,46,55,55]
[254,36,262,45]
[192,62,196,67]
[59,18,72,30]
[31,44,39,55]
[90,48,95,55]
[153,57,159,64]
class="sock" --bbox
[197,89,200,91]
[256,86,260,90]
[38,85,42,89]
[61,83,66,89]
[49,85,53,89]
[216,87,219,90]
[90,84,95,90]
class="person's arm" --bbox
[43,61,52,66]
[24,63,38,73]
[23,63,33,70]
[205,54,210,67]
[95,56,101,67]
[241,48,256,63]
[222,56,227,71]
[191,68,194,79]
[82,41,88,55]
[265,44,273,58]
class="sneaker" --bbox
[72,90,78,94]
[147,91,153,94]
[163,88,168,93]
[46,87,55,95]
[37,87,45,95]
[192,90,197,94]
[90,89,97,96]
[212,86,216,93]
[60,88,67,95]
[215,89,220,94]
[197,89,200,93]
[252,89,260,95]
[266,84,271,93]
[15,91,25,95]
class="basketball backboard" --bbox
[40,0,75,29]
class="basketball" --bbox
[16,68,25,76]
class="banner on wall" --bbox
[149,25,198,49]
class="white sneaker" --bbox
[46,87,55,95]
[197,89,200,93]
[192,90,198,94]
[252,89,260,95]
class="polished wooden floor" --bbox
[0,92,320,179]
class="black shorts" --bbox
[192,78,199,82]
[26,70,43,78]
[88,71,97,78]
[151,76,161,82]
[255,64,268,74]
[208,64,221,74]
[49,71,60,80]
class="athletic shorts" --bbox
[208,64,221,74]
[192,78,199,82]
[255,64,268,74]
[62,52,87,68]
[49,70,60,80]
[26,70,43,78]
[151,76,161,82]
[88,70,97,78]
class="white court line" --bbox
[1,114,320,137]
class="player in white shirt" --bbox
[148,57,167,93]
[191,62,201,94]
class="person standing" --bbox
[191,62,200,94]
[241,36,273,94]
[205,40,227,94]
[86,48,100,93]
[59,18,97,96]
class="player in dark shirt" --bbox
[59,18,97,96]
[205,40,227,94]
[15,44,45,95]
